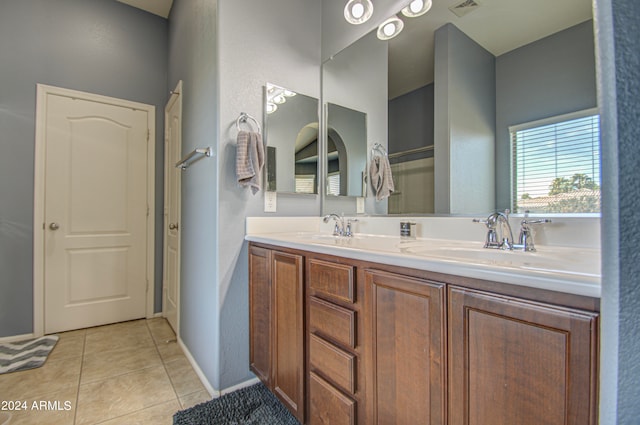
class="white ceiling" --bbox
[388,0,593,98]
[116,0,173,18]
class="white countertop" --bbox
[245,231,601,298]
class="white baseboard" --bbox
[176,337,260,399]
[0,333,36,343]
[177,338,218,397]
[219,377,260,397]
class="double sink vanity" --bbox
[246,215,600,425]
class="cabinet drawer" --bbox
[310,334,356,394]
[308,259,355,303]
[309,372,356,425]
[309,297,356,349]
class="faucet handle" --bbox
[517,216,551,251]
[473,218,494,228]
[345,218,359,237]
[523,218,552,226]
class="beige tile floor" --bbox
[0,318,211,425]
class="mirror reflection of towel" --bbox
[236,130,264,194]
[369,155,394,200]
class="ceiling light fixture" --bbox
[344,0,374,25]
[401,0,432,18]
[377,15,404,40]
[266,103,278,114]
[273,94,287,105]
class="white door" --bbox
[163,81,182,334]
[41,88,151,334]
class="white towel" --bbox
[369,155,394,201]
[236,130,264,194]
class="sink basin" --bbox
[398,243,600,277]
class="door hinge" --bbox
[147,129,150,141]
[147,205,150,217]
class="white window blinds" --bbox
[294,175,316,194]
[511,110,600,214]
[327,172,341,196]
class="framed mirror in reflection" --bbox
[264,83,319,194]
[326,103,367,197]
[322,0,596,216]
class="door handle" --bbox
[49,222,60,231]
[169,223,179,230]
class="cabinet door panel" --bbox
[448,286,598,425]
[272,251,305,422]
[249,245,271,386]
[366,270,446,425]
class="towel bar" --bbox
[388,145,433,159]
[176,147,213,170]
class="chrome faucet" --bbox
[473,210,514,250]
[474,210,551,251]
[323,213,358,237]
[323,213,345,236]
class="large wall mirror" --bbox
[264,83,320,194]
[321,0,596,216]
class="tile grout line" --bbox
[72,330,87,425]
[147,319,184,410]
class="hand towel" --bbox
[236,130,265,195]
[369,155,394,201]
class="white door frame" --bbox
[163,80,182,336]
[33,84,156,337]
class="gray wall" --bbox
[388,83,434,164]
[0,0,168,338]
[167,0,220,388]
[598,0,640,423]
[495,20,597,210]
[434,23,496,215]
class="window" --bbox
[511,109,600,214]
[295,174,316,194]
[327,172,341,196]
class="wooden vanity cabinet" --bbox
[249,245,305,422]
[448,286,599,425]
[365,269,446,425]
[248,242,600,425]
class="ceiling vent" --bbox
[449,0,481,18]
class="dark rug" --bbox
[173,382,301,425]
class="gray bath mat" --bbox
[0,335,59,374]
[173,382,300,425]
